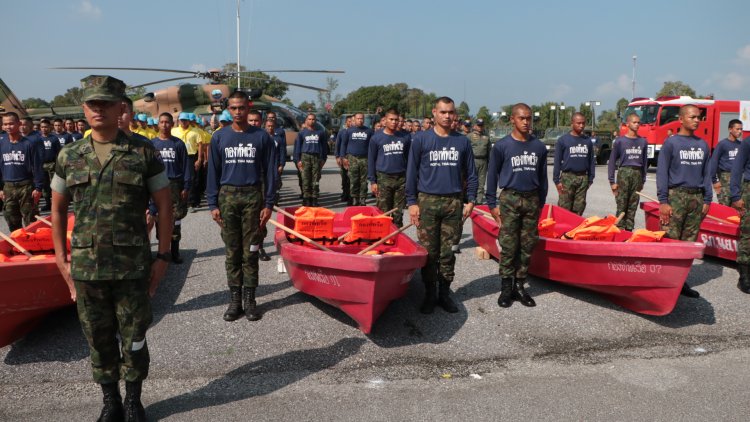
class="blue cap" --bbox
[178,112,190,120]
[137,113,148,122]
[194,114,202,123]
[219,110,232,122]
[147,117,155,125]
[211,89,223,98]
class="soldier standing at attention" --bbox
[65,118,83,141]
[553,112,595,215]
[608,113,648,230]
[407,96,477,314]
[149,112,192,264]
[207,90,277,322]
[710,119,743,206]
[368,109,411,227]
[657,104,712,298]
[0,112,43,231]
[37,119,62,212]
[247,110,272,261]
[172,112,204,212]
[335,116,353,205]
[342,113,374,206]
[730,128,750,293]
[293,113,327,206]
[487,103,548,308]
[53,118,74,147]
[50,75,173,421]
[469,119,491,204]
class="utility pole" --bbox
[632,55,637,99]
[236,0,241,89]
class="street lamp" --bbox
[550,104,566,128]
[585,100,601,129]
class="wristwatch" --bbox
[155,251,172,262]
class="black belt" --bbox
[620,166,642,170]
[563,170,588,176]
[420,192,462,199]
[670,187,703,194]
[503,189,538,198]
[378,171,406,177]
[220,184,260,192]
[3,179,32,187]
[348,154,367,158]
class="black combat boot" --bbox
[512,278,536,307]
[346,198,353,206]
[243,287,263,321]
[97,382,124,422]
[312,198,320,207]
[437,280,459,313]
[259,248,271,261]
[123,381,146,422]
[680,282,700,298]
[223,286,244,321]
[739,264,750,294]
[420,271,437,314]
[497,277,514,308]
[170,240,183,264]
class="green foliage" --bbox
[476,106,494,127]
[50,87,84,107]
[316,77,342,111]
[298,100,317,112]
[126,86,147,103]
[333,84,402,115]
[656,81,696,98]
[457,101,470,118]
[22,97,50,108]
[222,62,289,99]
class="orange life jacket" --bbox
[625,229,666,242]
[563,215,620,241]
[538,218,557,238]
[344,213,393,242]
[293,207,335,239]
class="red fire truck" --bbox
[619,96,750,166]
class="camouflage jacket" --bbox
[469,132,491,159]
[52,131,168,281]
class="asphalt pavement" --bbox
[2,160,749,421]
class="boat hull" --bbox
[641,201,739,261]
[0,215,75,348]
[471,204,704,315]
[275,206,427,333]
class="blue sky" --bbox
[2,0,748,114]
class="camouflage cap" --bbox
[80,75,126,102]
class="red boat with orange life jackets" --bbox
[470,204,705,316]
[641,201,740,261]
[274,206,427,334]
[0,214,75,348]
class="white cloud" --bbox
[704,72,745,92]
[735,44,750,63]
[550,83,572,100]
[75,0,101,19]
[595,74,631,96]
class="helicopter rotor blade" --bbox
[241,70,345,74]
[127,76,197,89]
[238,76,328,92]
[51,66,199,75]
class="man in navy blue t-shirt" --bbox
[656,104,711,298]
[343,113,374,205]
[207,91,278,322]
[335,116,352,204]
[608,113,647,230]
[369,109,411,227]
[710,119,743,206]
[293,114,328,206]
[37,119,62,211]
[486,103,548,308]
[0,112,43,231]
[553,112,595,215]
[407,96,477,314]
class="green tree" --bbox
[22,97,50,108]
[656,81,696,98]
[126,86,147,103]
[457,101,470,118]
[332,85,402,115]
[221,62,289,99]
[316,77,342,111]
[476,106,495,127]
[50,87,84,107]
[298,100,316,112]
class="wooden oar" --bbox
[357,223,414,255]
[615,212,625,225]
[472,207,496,220]
[35,216,53,226]
[0,231,33,257]
[547,203,553,219]
[273,206,296,221]
[337,208,398,242]
[636,191,737,225]
[267,219,333,252]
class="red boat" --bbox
[641,201,739,261]
[470,204,704,316]
[274,206,427,333]
[0,214,75,348]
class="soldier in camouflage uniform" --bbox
[656,105,711,298]
[207,91,277,323]
[486,103,548,308]
[293,114,327,206]
[50,76,173,422]
[368,109,411,227]
[407,97,477,314]
[553,112,595,215]
[343,113,374,205]
[0,112,43,231]
[710,119,743,206]
[469,119,491,204]
[730,128,750,293]
[608,113,648,231]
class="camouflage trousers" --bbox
[376,172,405,228]
[348,155,369,204]
[614,166,643,231]
[417,193,462,286]
[169,179,188,241]
[74,278,152,384]
[2,180,37,232]
[716,171,732,206]
[43,161,55,208]
[300,153,321,201]
[218,185,263,288]
[498,190,540,279]
[558,172,589,215]
[475,158,488,204]
[661,188,705,242]
[737,182,750,264]
[340,164,350,199]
